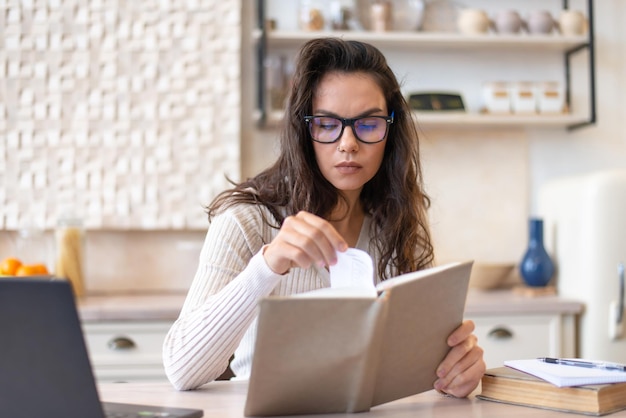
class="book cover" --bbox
[243,255,473,416]
[478,366,626,416]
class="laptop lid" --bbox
[0,278,203,418]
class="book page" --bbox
[505,358,626,387]
[375,262,461,292]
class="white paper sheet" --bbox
[328,248,377,297]
[505,358,626,387]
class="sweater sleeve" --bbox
[162,206,283,390]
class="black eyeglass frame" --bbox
[303,111,395,144]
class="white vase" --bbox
[492,10,523,34]
[391,0,425,31]
[526,10,556,34]
[559,10,586,36]
[457,9,490,35]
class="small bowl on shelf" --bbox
[469,263,516,290]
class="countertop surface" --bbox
[98,380,626,418]
[77,289,584,322]
[77,292,188,322]
[464,288,584,315]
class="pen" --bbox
[537,357,626,372]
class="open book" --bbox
[244,250,472,416]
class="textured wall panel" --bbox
[0,0,242,229]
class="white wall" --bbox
[0,0,242,230]
[241,0,624,265]
[530,0,626,210]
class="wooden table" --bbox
[99,381,626,417]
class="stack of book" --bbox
[479,359,626,416]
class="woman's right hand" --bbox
[263,211,348,275]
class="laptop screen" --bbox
[0,278,106,417]
[0,278,203,418]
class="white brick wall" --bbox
[0,0,242,230]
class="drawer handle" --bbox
[107,336,136,350]
[487,327,514,340]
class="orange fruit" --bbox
[15,264,47,276]
[31,263,50,275]
[0,257,23,275]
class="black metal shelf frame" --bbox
[254,0,596,130]
[564,0,596,130]
[255,0,267,127]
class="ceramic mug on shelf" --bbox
[457,8,490,35]
[535,81,565,114]
[510,81,538,114]
[482,81,512,114]
[492,10,523,34]
[526,10,557,34]
[559,10,587,36]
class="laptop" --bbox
[0,277,203,418]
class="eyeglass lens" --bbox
[308,116,389,143]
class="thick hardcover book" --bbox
[478,367,626,416]
[243,259,473,416]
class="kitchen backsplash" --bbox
[0,228,206,293]
[83,230,207,293]
[0,0,241,230]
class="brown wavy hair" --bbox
[208,37,433,279]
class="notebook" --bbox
[505,358,626,387]
[0,277,203,418]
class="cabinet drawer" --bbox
[82,321,172,382]
[468,314,561,369]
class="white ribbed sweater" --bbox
[162,204,379,390]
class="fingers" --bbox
[447,319,475,346]
[263,211,348,274]
[435,349,486,397]
[434,320,486,397]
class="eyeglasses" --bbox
[304,112,394,144]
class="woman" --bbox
[163,38,485,397]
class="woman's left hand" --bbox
[433,319,486,397]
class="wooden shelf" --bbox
[254,0,595,130]
[256,29,589,52]
[413,112,588,129]
[256,110,588,130]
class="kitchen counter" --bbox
[77,292,187,321]
[465,288,584,315]
[76,288,584,322]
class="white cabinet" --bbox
[82,321,172,383]
[465,289,582,370]
[254,0,595,130]
[467,313,577,369]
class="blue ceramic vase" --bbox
[519,218,555,287]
